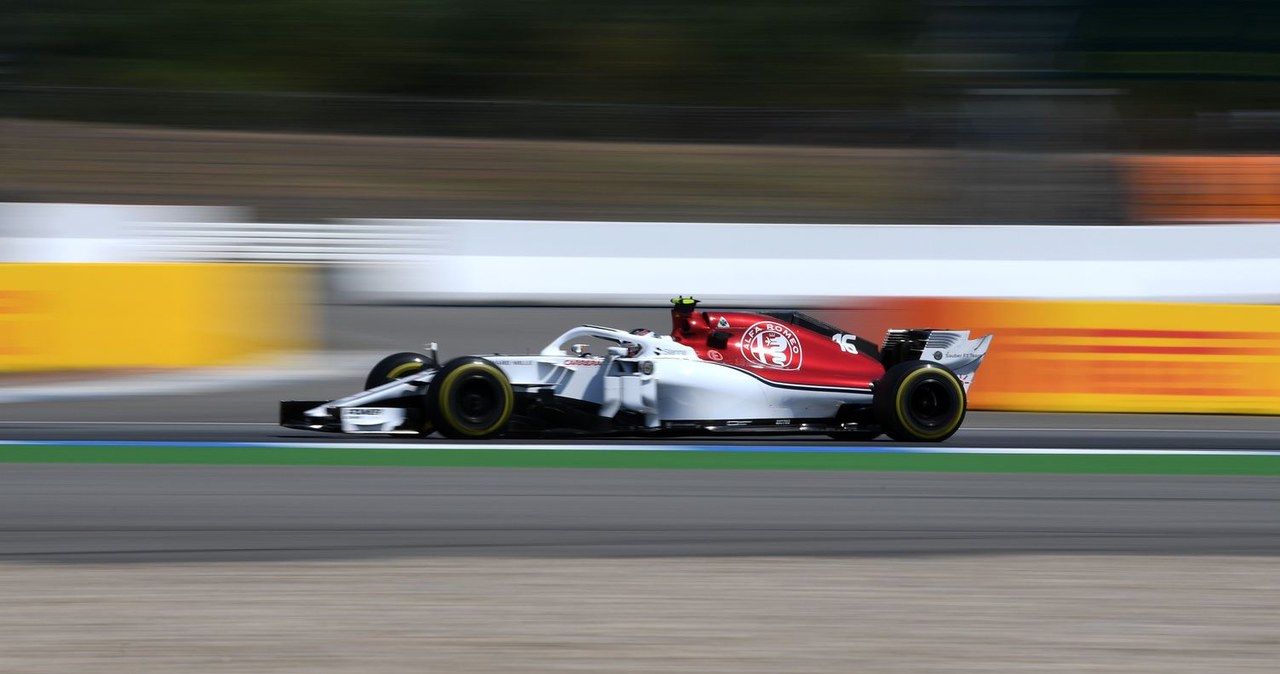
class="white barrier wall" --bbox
[5,205,1280,304]
[0,203,245,262]
[333,219,1280,305]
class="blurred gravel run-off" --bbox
[0,119,1125,225]
[1,555,1276,673]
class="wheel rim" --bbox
[905,377,957,430]
[454,374,503,427]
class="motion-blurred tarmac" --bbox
[2,556,1276,673]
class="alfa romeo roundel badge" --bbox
[740,321,803,370]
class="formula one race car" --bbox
[281,298,992,442]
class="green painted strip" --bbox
[1,445,1279,476]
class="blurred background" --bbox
[4,7,1280,673]
[4,0,1280,412]
[5,0,1280,224]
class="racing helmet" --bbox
[626,328,654,357]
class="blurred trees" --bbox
[8,0,920,106]
[7,0,1280,146]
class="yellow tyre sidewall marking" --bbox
[386,361,423,380]
[381,360,433,433]
[894,367,965,441]
[436,362,514,437]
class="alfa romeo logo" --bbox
[740,321,803,370]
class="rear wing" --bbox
[882,329,993,391]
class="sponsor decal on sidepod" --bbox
[740,321,803,370]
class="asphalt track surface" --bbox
[2,305,1279,563]
[3,464,1278,563]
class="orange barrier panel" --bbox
[1120,155,1280,223]
[0,264,314,372]
[825,299,1280,414]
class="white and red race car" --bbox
[281,298,992,442]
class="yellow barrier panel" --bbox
[0,264,313,372]
[828,298,1280,415]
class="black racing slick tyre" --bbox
[365,352,438,391]
[427,357,515,439]
[873,361,966,442]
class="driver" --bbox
[625,328,654,357]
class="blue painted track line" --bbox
[2,439,1280,457]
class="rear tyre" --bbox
[365,352,438,435]
[873,361,966,442]
[427,357,515,439]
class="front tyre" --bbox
[365,352,438,390]
[365,352,438,435]
[427,357,515,439]
[873,361,966,442]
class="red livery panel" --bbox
[670,305,883,390]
